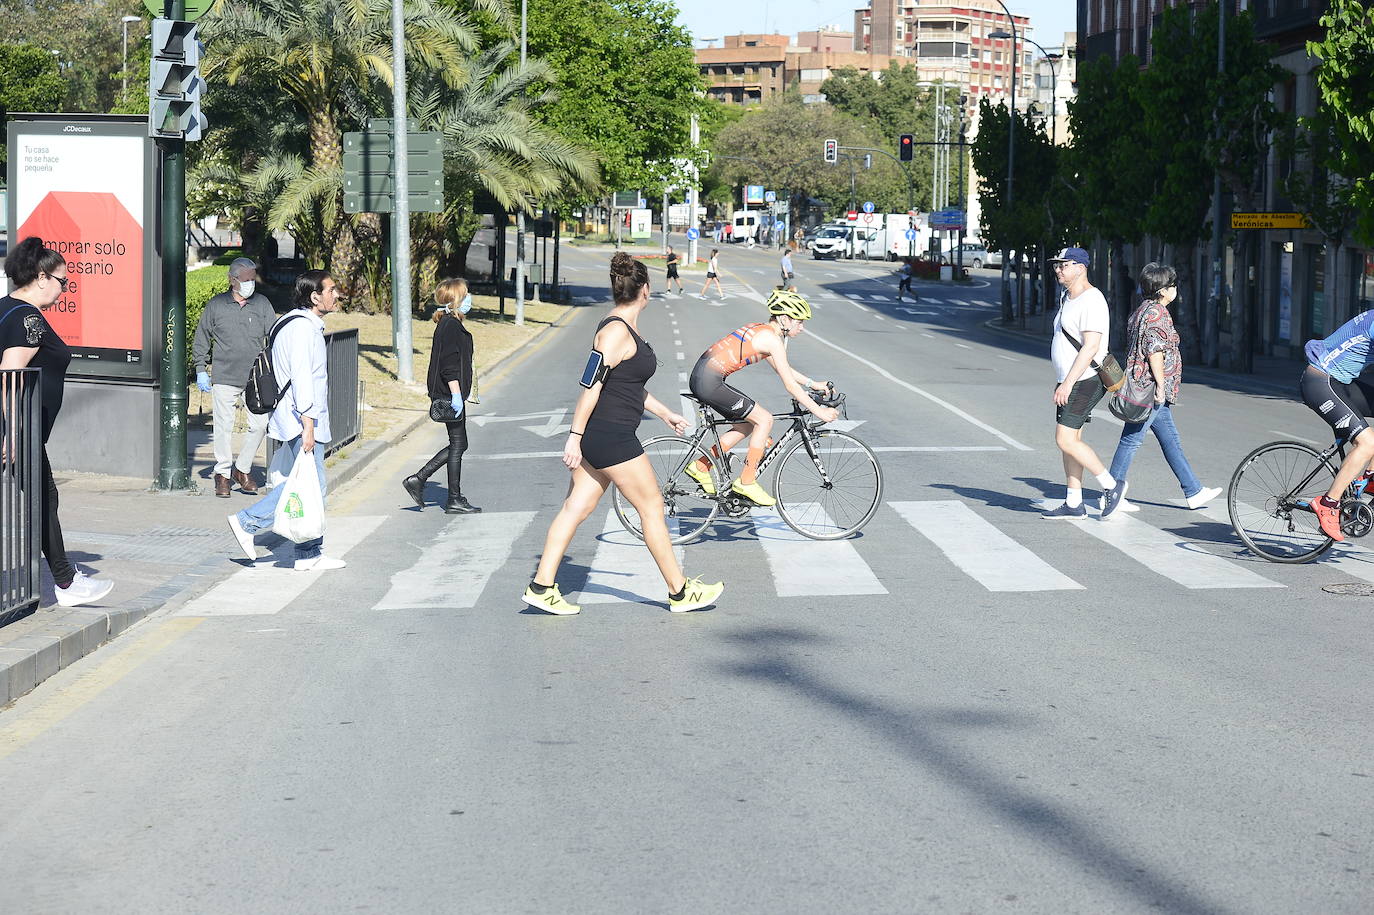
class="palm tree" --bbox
[201,0,482,300]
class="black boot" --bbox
[443,494,481,514]
[403,448,448,508]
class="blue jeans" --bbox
[235,436,326,560]
[1108,402,1202,498]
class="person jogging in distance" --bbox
[700,248,725,300]
[522,252,725,615]
[684,288,839,507]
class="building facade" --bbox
[1077,0,1373,363]
[697,33,906,106]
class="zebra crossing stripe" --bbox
[1077,513,1283,589]
[178,515,389,616]
[1193,500,1374,583]
[750,506,887,597]
[577,509,684,604]
[374,511,537,610]
[889,500,1083,592]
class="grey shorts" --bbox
[1055,377,1107,429]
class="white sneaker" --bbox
[295,556,346,571]
[227,514,257,561]
[55,571,114,608]
[1187,486,1223,510]
[1118,497,1141,513]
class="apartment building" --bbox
[696,33,904,106]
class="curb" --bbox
[979,318,1301,400]
[0,305,583,710]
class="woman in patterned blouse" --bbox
[1104,262,1222,515]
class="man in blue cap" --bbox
[1043,246,1122,518]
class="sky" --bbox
[674,0,1078,46]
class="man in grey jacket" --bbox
[192,257,277,498]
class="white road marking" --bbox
[678,371,688,382]
[1268,430,1321,446]
[1078,513,1283,589]
[873,314,886,321]
[178,515,389,616]
[921,333,936,339]
[1192,500,1374,583]
[806,329,1034,452]
[375,512,537,610]
[676,351,685,361]
[890,500,1082,592]
[954,342,971,349]
[997,354,1019,362]
[847,299,866,310]
[577,509,683,605]
[750,507,887,597]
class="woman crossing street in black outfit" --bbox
[403,278,481,514]
[522,252,724,616]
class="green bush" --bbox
[186,264,227,375]
[211,249,244,266]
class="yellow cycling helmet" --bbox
[766,288,813,321]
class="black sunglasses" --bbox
[44,272,69,291]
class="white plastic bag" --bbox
[272,448,325,543]
[266,442,292,489]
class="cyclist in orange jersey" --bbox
[685,288,838,506]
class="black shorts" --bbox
[689,358,756,422]
[706,272,718,279]
[666,265,680,279]
[1301,366,1374,443]
[580,419,644,470]
[1055,377,1107,429]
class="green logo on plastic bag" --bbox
[284,493,304,519]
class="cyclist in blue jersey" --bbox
[1300,309,1374,541]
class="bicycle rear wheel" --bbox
[774,430,883,540]
[614,436,721,545]
[1228,440,1335,563]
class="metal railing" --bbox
[324,328,361,456]
[1,369,42,628]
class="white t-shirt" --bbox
[1051,285,1109,383]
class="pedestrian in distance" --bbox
[522,252,725,616]
[0,237,115,606]
[1042,247,1122,519]
[402,277,481,514]
[227,270,347,571]
[780,242,796,286]
[1100,263,1221,518]
[723,223,733,244]
[896,259,916,302]
[192,256,277,498]
[663,245,684,294]
[700,248,726,300]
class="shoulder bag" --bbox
[1060,327,1125,393]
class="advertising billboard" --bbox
[6,116,157,380]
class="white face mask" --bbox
[457,294,472,315]
[237,279,256,298]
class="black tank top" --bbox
[589,315,656,426]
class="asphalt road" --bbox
[1,237,1372,914]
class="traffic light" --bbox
[899,134,914,161]
[149,19,206,141]
[824,138,838,164]
[863,154,872,169]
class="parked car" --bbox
[800,226,823,250]
[940,242,1002,269]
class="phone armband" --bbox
[578,349,608,389]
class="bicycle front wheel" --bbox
[613,436,721,545]
[1229,440,1335,563]
[774,430,883,540]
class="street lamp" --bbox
[121,15,141,97]
[1022,38,1062,149]
[989,7,1019,324]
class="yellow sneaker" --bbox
[731,478,775,507]
[522,582,581,615]
[669,577,725,612]
[683,461,716,495]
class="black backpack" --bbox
[243,313,306,415]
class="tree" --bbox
[822,64,938,209]
[202,0,478,302]
[525,0,702,199]
[0,44,66,169]
[1307,0,1374,244]
[0,0,146,113]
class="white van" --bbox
[731,210,759,244]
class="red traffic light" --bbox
[899,134,914,162]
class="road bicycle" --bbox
[1228,436,1374,563]
[613,387,883,544]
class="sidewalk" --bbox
[0,306,579,708]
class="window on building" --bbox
[994,76,1003,88]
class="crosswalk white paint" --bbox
[750,506,887,597]
[577,509,684,604]
[1193,500,1374,584]
[1078,512,1283,589]
[177,515,389,616]
[890,500,1082,592]
[375,511,537,610]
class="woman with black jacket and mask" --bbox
[403,277,480,514]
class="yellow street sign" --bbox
[1231,212,1310,230]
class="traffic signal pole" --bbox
[157,0,189,490]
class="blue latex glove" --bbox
[450,392,464,417]
[196,371,211,392]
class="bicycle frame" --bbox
[673,398,830,499]
[1278,440,1347,510]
